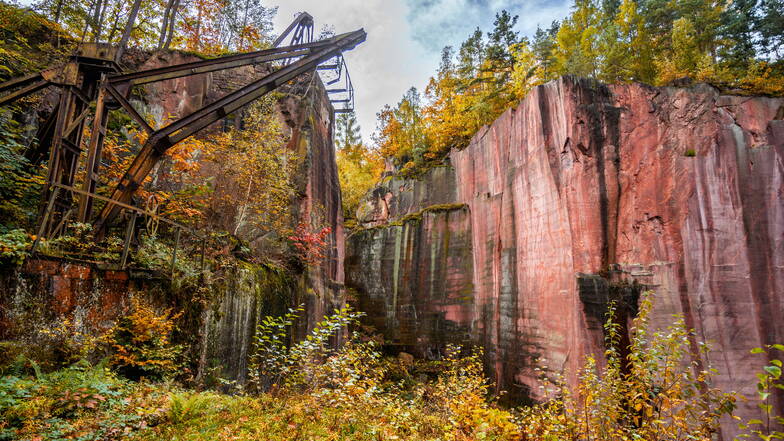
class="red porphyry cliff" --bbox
[346,76,783,437]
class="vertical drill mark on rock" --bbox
[538,83,559,191]
[392,225,402,324]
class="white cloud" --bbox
[273,0,571,144]
[274,0,438,144]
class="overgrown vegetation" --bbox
[0,1,70,78]
[1,293,782,440]
[0,3,322,273]
[0,113,45,230]
[108,298,183,381]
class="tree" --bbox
[458,28,484,80]
[374,88,429,168]
[554,0,601,77]
[598,0,655,83]
[532,22,560,81]
[336,142,383,220]
[335,111,361,150]
[719,0,758,69]
[757,0,784,60]
[34,0,164,48]
[157,0,181,50]
[147,96,299,240]
[219,0,277,51]
[116,0,143,56]
[485,10,520,75]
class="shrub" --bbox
[0,360,167,440]
[0,228,32,265]
[108,298,183,381]
[0,114,45,230]
[740,344,784,440]
[518,292,737,441]
[247,305,363,392]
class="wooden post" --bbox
[30,187,60,255]
[170,228,180,277]
[120,211,136,268]
[78,76,109,222]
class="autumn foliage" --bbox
[288,221,331,267]
[108,298,183,381]
[334,111,384,220]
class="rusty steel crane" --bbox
[0,12,365,241]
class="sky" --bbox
[272,0,572,143]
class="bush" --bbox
[0,360,167,440]
[518,292,738,441]
[740,344,784,439]
[247,305,363,392]
[108,298,183,381]
[0,228,32,265]
[0,114,45,230]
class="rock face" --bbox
[0,259,294,382]
[128,50,345,331]
[346,76,784,435]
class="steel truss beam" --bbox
[94,28,365,232]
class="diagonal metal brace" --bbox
[93,28,366,232]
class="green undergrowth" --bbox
[1,292,782,441]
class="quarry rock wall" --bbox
[346,76,784,435]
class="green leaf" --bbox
[751,347,767,354]
[748,419,764,425]
[764,366,782,378]
[771,359,783,367]
[771,344,784,352]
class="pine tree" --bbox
[757,0,784,59]
[485,10,520,73]
[599,0,655,83]
[532,22,559,81]
[458,28,484,80]
[720,0,758,69]
[335,111,362,151]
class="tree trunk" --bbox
[116,0,144,60]
[163,0,179,50]
[238,0,250,50]
[98,0,110,40]
[157,0,175,49]
[90,0,106,42]
[53,0,64,23]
